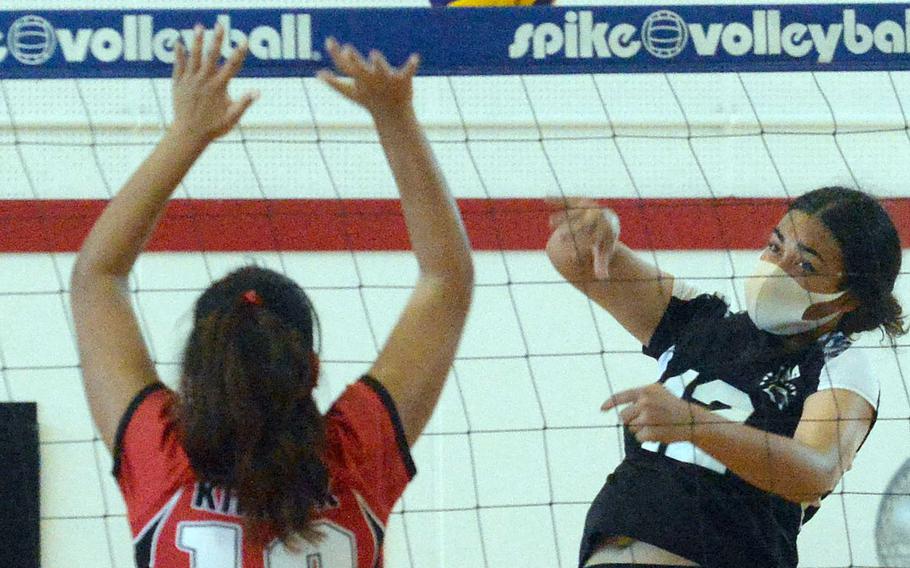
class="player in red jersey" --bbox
[70,24,473,568]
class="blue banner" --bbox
[1,5,909,79]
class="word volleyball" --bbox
[0,14,315,65]
[0,6,908,74]
[509,8,910,63]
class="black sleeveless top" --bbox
[579,292,877,568]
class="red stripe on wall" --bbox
[1,198,908,252]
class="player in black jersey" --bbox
[547,187,904,568]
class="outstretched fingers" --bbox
[320,39,419,112]
[215,40,249,86]
[218,41,257,130]
[172,41,186,81]
[318,70,356,100]
[202,23,225,76]
[325,37,366,79]
[187,25,204,75]
[601,387,643,412]
[224,90,260,129]
[397,53,421,78]
[370,49,393,75]
[369,49,419,80]
[345,43,369,70]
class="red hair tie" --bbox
[242,289,263,306]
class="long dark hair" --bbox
[178,266,330,543]
[664,186,904,380]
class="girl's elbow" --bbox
[816,461,844,497]
[457,257,475,288]
[70,258,98,292]
[773,461,839,504]
[447,259,474,298]
[791,466,840,504]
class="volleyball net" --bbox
[0,2,908,567]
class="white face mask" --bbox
[744,259,845,336]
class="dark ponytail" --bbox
[178,266,329,544]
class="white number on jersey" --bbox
[177,522,242,568]
[175,520,356,568]
[641,368,755,474]
[265,522,357,568]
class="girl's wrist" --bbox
[165,123,211,153]
[687,403,715,444]
[370,103,417,125]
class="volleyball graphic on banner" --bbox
[641,10,688,59]
[7,15,57,65]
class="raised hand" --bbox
[547,197,621,279]
[318,37,420,117]
[171,23,259,144]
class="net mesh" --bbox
[0,3,908,568]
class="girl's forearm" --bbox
[691,406,836,503]
[73,128,207,279]
[372,107,472,283]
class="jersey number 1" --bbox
[177,521,357,567]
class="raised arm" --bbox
[319,39,473,446]
[70,25,257,450]
[546,197,675,346]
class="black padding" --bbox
[0,403,40,568]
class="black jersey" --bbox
[579,282,879,568]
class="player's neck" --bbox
[781,319,841,353]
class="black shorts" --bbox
[579,455,800,568]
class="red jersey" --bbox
[113,377,416,568]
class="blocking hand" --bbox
[318,37,420,117]
[171,23,259,144]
